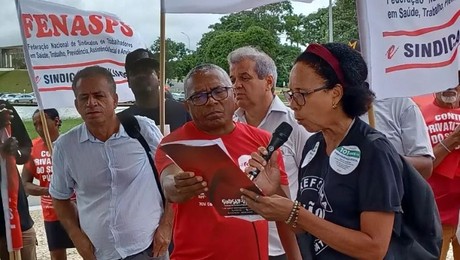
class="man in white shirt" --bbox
[229,46,311,260]
[361,97,434,178]
[49,66,167,260]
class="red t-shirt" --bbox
[155,122,288,260]
[25,138,75,222]
[421,102,460,226]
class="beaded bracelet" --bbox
[285,200,301,226]
[440,140,452,153]
[291,204,301,228]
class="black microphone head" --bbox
[273,122,293,142]
[265,122,293,156]
[256,122,293,173]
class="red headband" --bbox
[306,44,346,85]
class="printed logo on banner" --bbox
[329,145,361,175]
[357,0,460,98]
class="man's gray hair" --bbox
[183,64,232,98]
[227,46,277,92]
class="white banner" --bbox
[16,0,145,108]
[357,0,460,99]
[163,0,313,14]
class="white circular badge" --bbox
[329,145,361,175]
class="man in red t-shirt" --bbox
[421,72,460,260]
[22,109,75,260]
[154,64,289,260]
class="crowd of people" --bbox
[0,43,458,260]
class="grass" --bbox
[0,70,32,94]
[23,118,83,140]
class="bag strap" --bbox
[117,114,166,206]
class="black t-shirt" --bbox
[296,118,404,259]
[0,100,34,236]
[117,99,191,132]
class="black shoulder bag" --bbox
[366,133,442,259]
[118,114,166,206]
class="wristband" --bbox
[440,140,452,153]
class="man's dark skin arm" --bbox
[403,155,433,179]
[22,166,49,196]
[0,102,32,164]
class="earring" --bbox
[332,103,337,109]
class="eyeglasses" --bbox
[187,87,232,106]
[283,86,329,106]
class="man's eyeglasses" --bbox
[283,86,329,106]
[187,87,232,106]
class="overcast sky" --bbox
[0,0,329,49]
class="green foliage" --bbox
[275,45,302,86]
[301,0,358,44]
[149,38,189,81]
[196,26,280,72]
[172,0,358,85]
[209,2,293,35]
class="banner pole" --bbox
[38,110,53,154]
[159,0,166,135]
[367,103,376,128]
[328,0,333,42]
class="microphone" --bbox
[248,122,293,180]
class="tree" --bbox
[191,2,303,85]
[150,38,188,80]
[332,0,359,43]
[275,44,302,86]
[301,0,358,44]
[171,0,360,82]
[197,26,279,72]
[209,2,294,36]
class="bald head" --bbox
[184,64,232,98]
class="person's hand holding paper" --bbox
[159,139,263,221]
[167,168,208,203]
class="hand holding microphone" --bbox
[248,122,293,180]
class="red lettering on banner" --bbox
[120,22,133,37]
[104,16,118,34]
[386,45,399,60]
[49,14,69,36]
[88,15,104,34]
[21,14,34,38]
[21,13,133,38]
[71,15,90,36]
[34,14,53,37]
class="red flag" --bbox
[1,121,23,251]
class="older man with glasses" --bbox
[154,64,289,260]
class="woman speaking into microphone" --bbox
[241,43,419,259]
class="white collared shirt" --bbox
[361,97,434,158]
[50,116,163,260]
[234,96,312,256]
